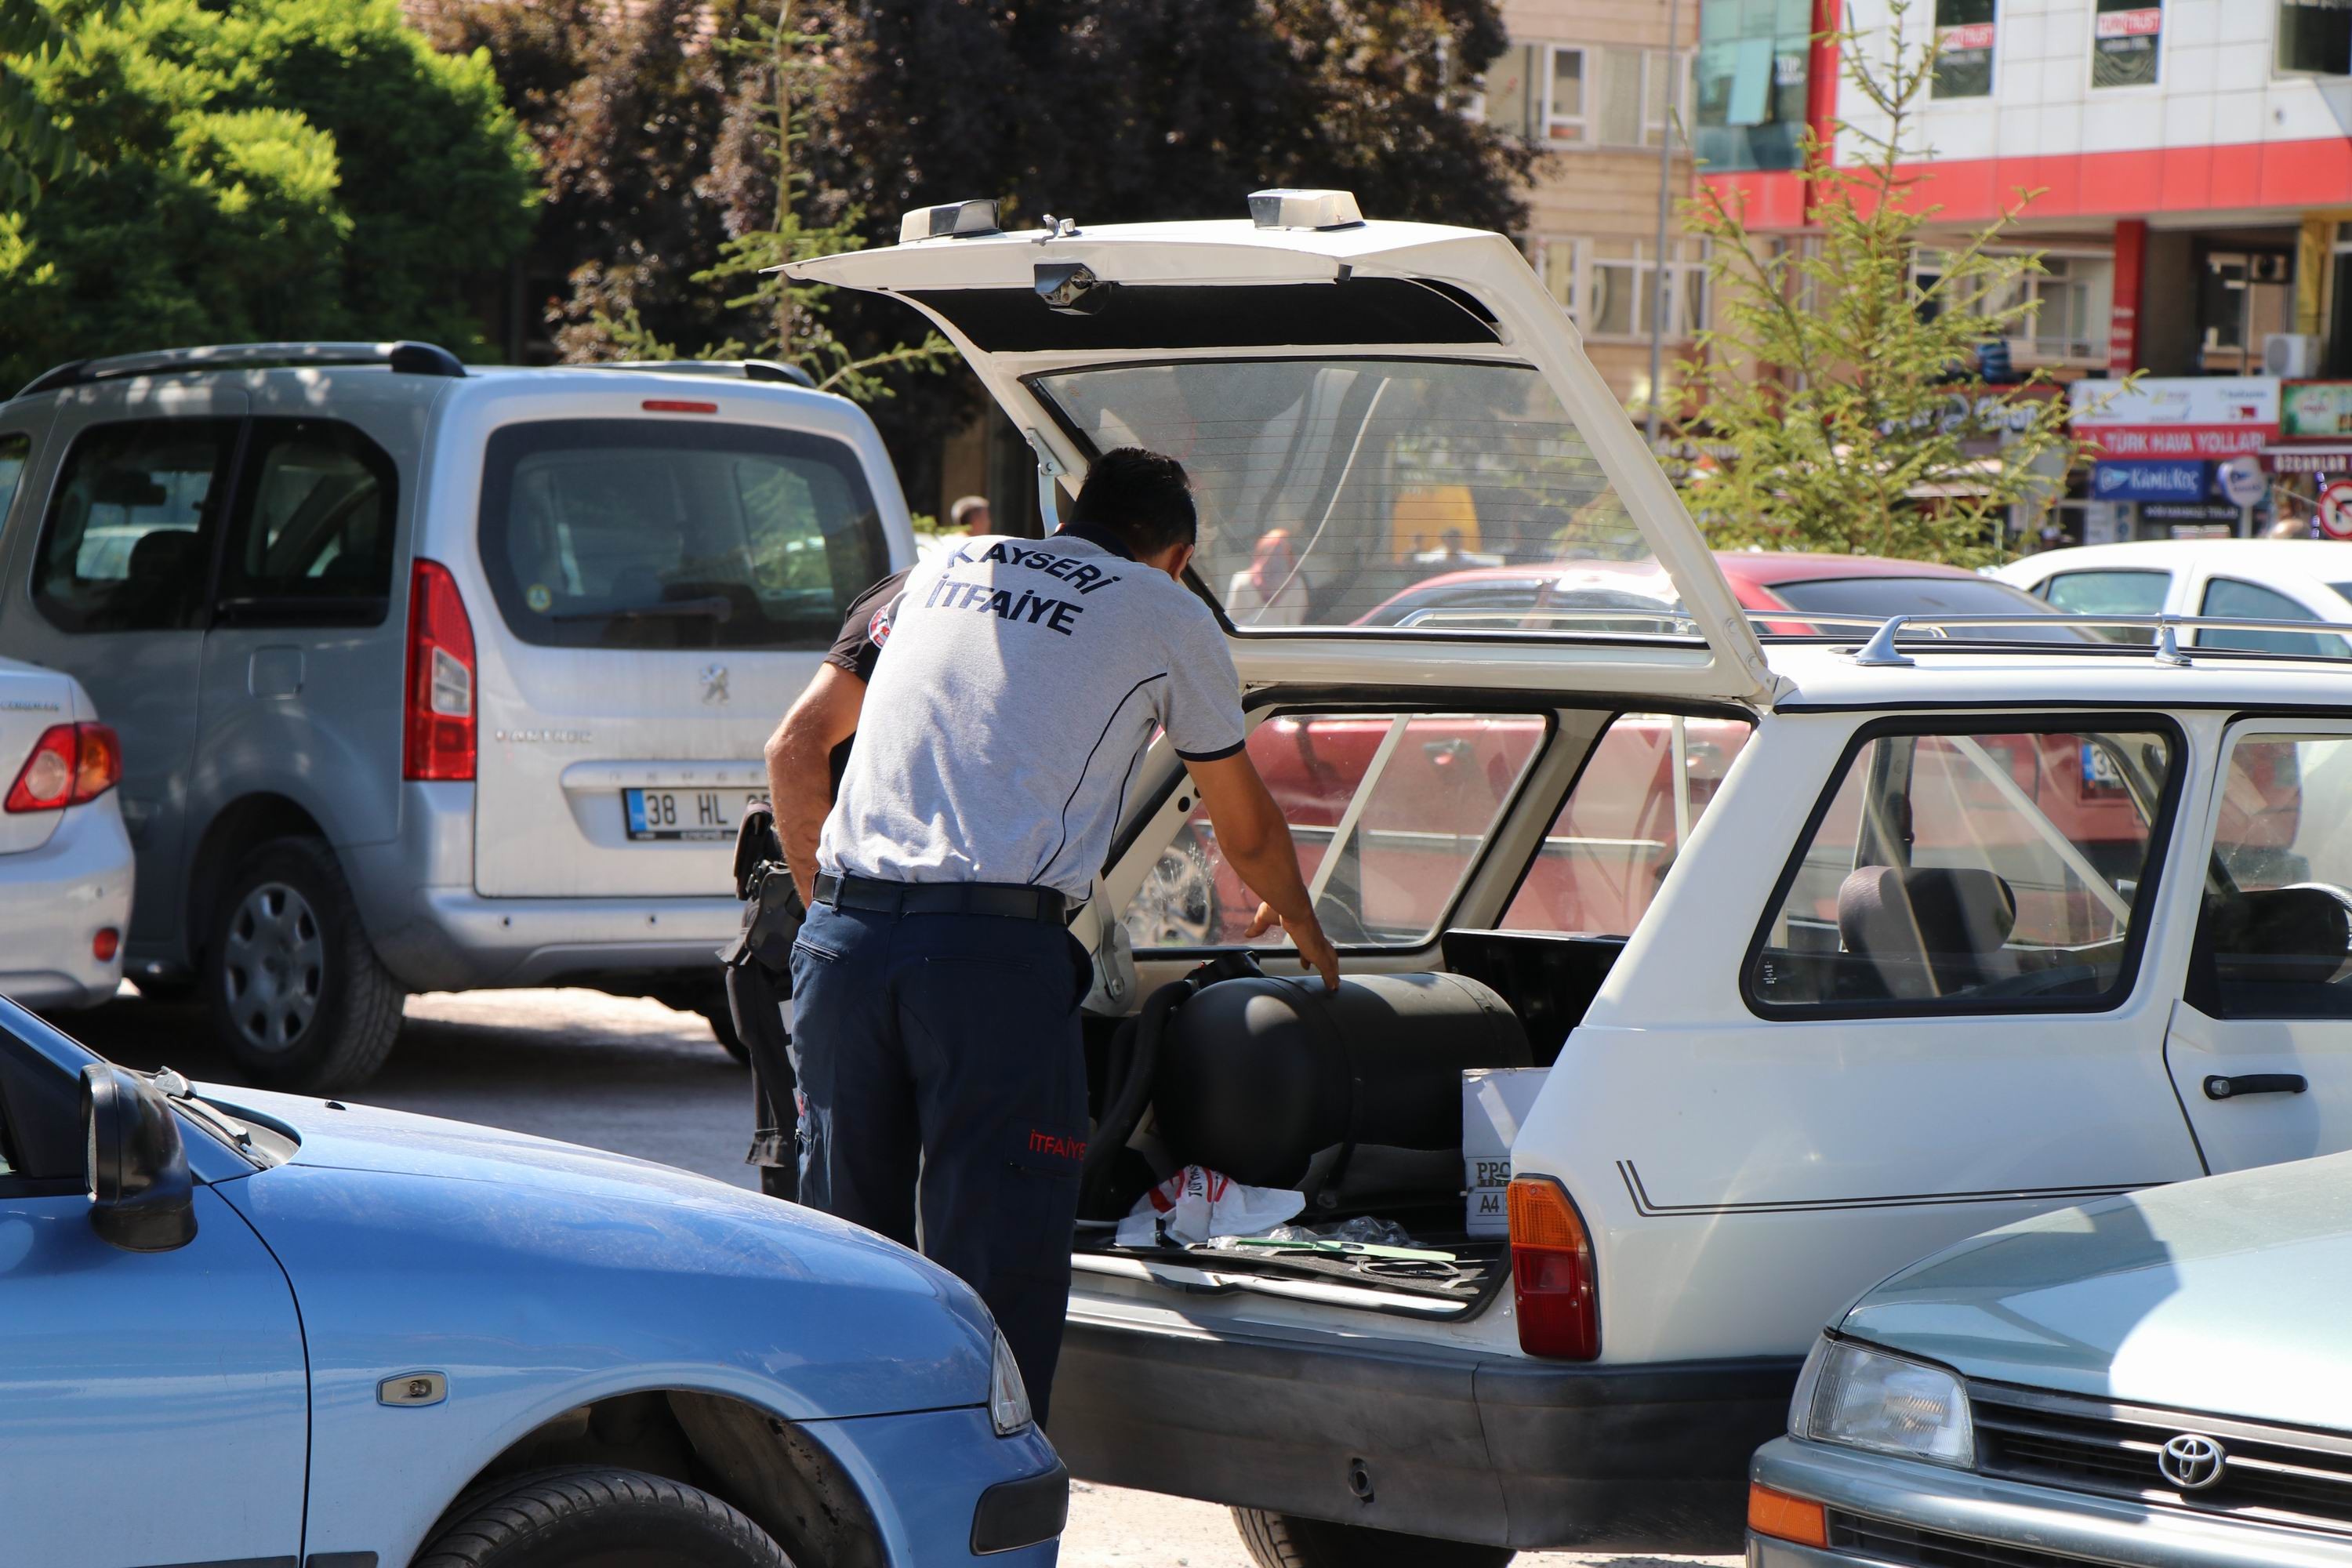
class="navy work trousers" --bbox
[787,899,1089,1421]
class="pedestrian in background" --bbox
[790,448,1337,1420]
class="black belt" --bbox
[815,872,1072,925]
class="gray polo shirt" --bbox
[818,526,1247,903]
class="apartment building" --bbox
[1483,0,1704,411]
[1699,0,2352,381]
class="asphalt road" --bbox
[71,984,1737,1568]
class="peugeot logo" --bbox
[2158,1433,2227,1492]
[699,664,730,706]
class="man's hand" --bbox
[1183,751,1340,993]
[1244,901,1340,992]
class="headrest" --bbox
[125,528,200,581]
[2217,885,2352,985]
[1838,866,2019,996]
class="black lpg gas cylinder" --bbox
[1151,971,1530,1189]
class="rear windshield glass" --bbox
[479,419,887,650]
[1030,358,1679,636]
[1767,574,2090,641]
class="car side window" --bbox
[34,419,240,634]
[1120,710,1548,950]
[216,419,397,623]
[1748,722,2178,1014]
[2039,568,2168,644]
[2198,577,2350,659]
[1497,712,1754,938]
[2191,732,2352,1019]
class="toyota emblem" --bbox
[2158,1433,2227,1492]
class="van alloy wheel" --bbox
[204,837,406,1094]
[222,882,325,1052]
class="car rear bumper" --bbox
[1749,1436,2352,1568]
[349,782,742,992]
[1047,1302,1798,1552]
[0,797,132,1010]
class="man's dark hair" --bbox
[1069,447,1196,554]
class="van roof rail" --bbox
[15,341,466,399]
[587,359,818,389]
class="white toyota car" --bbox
[0,654,131,1007]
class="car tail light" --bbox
[642,398,718,414]
[404,559,476,782]
[5,722,122,813]
[1747,1483,1828,1548]
[93,928,118,962]
[1508,1174,1599,1359]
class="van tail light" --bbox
[1508,1174,1599,1359]
[404,559,476,782]
[5,722,121,813]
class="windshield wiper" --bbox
[550,595,735,624]
[147,1066,257,1156]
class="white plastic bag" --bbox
[1115,1165,1305,1248]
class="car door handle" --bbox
[2204,1073,2310,1100]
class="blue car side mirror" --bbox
[80,1065,197,1252]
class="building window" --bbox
[1933,0,1998,95]
[1537,238,1710,342]
[2092,0,2163,87]
[2199,249,2294,372]
[1694,0,1812,173]
[1526,45,1686,147]
[1547,46,1588,140]
[1914,250,2113,364]
[2278,0,2352,74]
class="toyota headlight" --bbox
[1791,1335,1974,1468]
[989,1329,1033,1436]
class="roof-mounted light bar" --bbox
[898,198,1001,244]
[1247,188,1363,231]
[16,340,465,399]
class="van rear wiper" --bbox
[550,595,735,623]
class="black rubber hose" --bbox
[1079,976,1187,1218]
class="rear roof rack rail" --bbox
[586,359,818,389]
[16,340,465,399]
[1849,611,2352,667]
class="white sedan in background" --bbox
[1995,538,2352,655]
[0,655,130,1008]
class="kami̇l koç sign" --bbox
[2092,459,2209,503]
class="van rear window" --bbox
[478,419,887,650]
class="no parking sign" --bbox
[2322,481,2352,540]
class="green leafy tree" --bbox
[0,0,536,387]
[0,0,126,207]
[1678,0,2092,566]
[612,0,952,398]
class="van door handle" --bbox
[2204,1073,2310,1100]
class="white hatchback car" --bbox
[0,654,131,1007]
[1995,538,2352,656]
[800,196,2352,1567]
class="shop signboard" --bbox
[2216,455,2270,508]
[2282,381,2352,438]
[2141,502,2245,524]
[2092,459,2209,502]
[2071,376,2278,459]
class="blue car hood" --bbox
[1838,1152,2352,1431]
[201,1087,999,1423]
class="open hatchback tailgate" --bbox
[789,201,1778,709]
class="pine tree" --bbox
[1678,0,2101,566]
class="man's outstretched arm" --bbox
[1181,750,1339,991]
[763,664,865,906]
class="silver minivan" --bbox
[0,343,913,1089]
